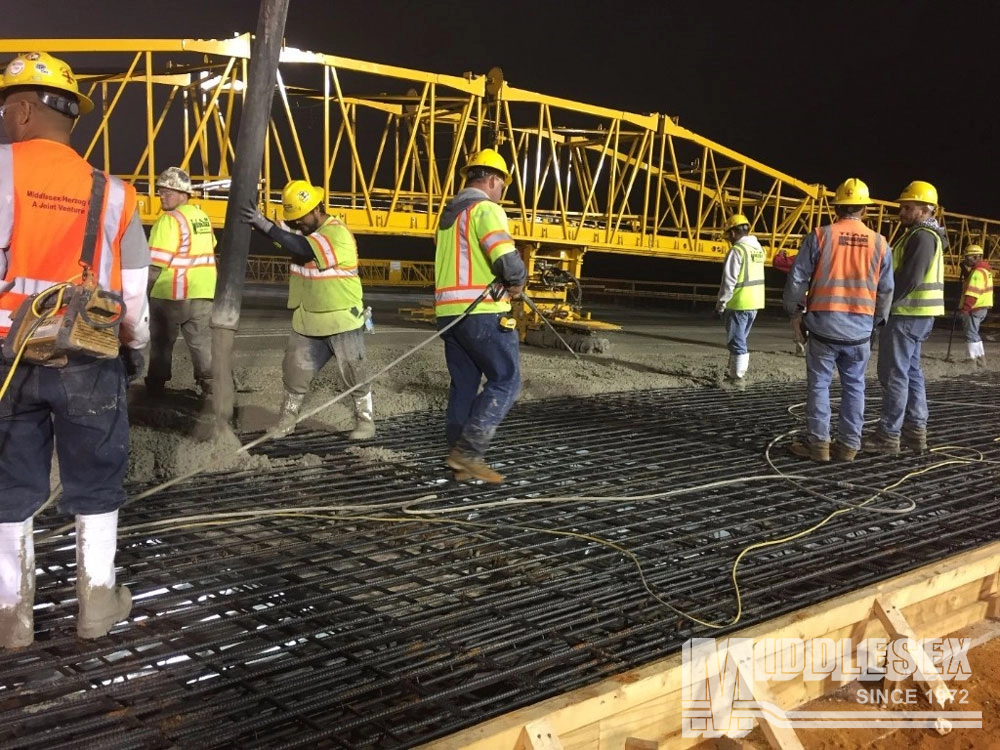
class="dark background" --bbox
[6,0,998,283]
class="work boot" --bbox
[274,391,306,438]
[900,423,928,453]
[144,378,166,398]
[864,428,900,456]
[348,391,376,441]
[789,437,830,463]
[831,440,858,462]
[446,448,505,484]
[75,512,131,640]
[0,519,35,649]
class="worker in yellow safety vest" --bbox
[145,167,217,398]
[867,180,946,455]
[435,148,527,484]
[959,243,993,366]
[242,181,374,440]
[715,213,765,388]
[0,52,149,648]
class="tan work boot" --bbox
[789,438,831,463]
[348,391,376,441]
[274,391,305,437]
[864,428,900,456]
[0,519,35,649]
[900,423,927,453]
[831,441,858,462]
[446,448,505,483]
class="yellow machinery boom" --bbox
[3,35,999,339]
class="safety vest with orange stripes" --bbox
[148,203,217,300]
[806,219,889,316]
[962,264,994,310]
[288,216,364,336]
[0,140,134,338]
[435,199,517,317]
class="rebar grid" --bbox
[2,374,999,749]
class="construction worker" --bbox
[0,53,149,647]
[783,178,893,462]
[145,166,217,398]
[867,180,946,455]
[715,213,765,387]
[959,243,993,366]
[435,148,527,483]
[241,181,374,439]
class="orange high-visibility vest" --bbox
[0,140,135,337]
[962,265,994,310]
[807,219,888,316]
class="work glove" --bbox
[791,315,807,341]
[119,345,145,384]
[239,201,274,234]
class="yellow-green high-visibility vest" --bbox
[148,203,217,300]
[435,200,518,317]
[963,266,994,309]
[892,226,944,316]
[727,240,765,310]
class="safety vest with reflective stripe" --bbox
[288,216,364,336]
[962,265,994,309]
[892,226,945,316]
[806,219,888,315]
[0,140,134,337]
[149,203,217,300]
[726,239,765,310]
[435,200,517,317]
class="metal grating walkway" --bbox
[3,373,1000,749]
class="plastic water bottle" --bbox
[363,306,374,333]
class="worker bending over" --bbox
[867,181,946,455]
[146,166,217,398]
[959,243,993,366]
[784,178,893,462]
[0,53,149,647]
[435,149,527,483]
[715,213,765,388]
[242,181,374,440]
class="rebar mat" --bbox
[3,373,1000,749]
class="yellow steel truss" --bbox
[3,35,998,283]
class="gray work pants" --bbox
[148,298,213,389]
[282,327,371,397]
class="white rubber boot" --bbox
[735,353,750,378]
[0,519,35,649]
[348,391,376,441]
[274,391,306,437]
[967,341,978,361]
[76,511,131,640]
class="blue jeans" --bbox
[438,313,521,458]
[724,310,757,355]
[0,356,129,522]
[877,315,935,436]
[805,338,870,449]
[962,308,987,343]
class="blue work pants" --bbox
[962,308,988,343]
[805,338,870,449]
[876,315,935,436]
[724,310,757,355]
[438,312,521,458]
[0,356,129,523]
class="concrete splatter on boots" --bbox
[76,511,131,640]
[864,428,900,456]
[789,437,830,462]
[0,519,35,649]
[900,423,927,453]
[831,441,858,461]
[348,391,376,441]
[274,391,306,438]
[446,447,505,483]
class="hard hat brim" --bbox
[460,163,512,187]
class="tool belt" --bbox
[0,170,125,368]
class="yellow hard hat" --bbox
[281,180,323,221]
[0,52,93,116]
[965,243,984,257]
[832,177,873,206]
[725,213,751,231]
[460,148,512,187]
[897,180,938,206]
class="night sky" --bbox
[6,1,999,217]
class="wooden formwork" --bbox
[423,541,1000,750]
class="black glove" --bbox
[240,201,274,233]
[119,345,144,383]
